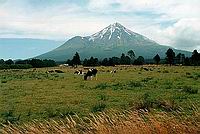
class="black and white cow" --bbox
[110,70,117,74]
[84,68,98,80]
[74,70,86,75]
[110,69,117,77]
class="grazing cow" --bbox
[110,70,117,74]
[141,67,149,71]
[46,70,54,73]
[84,68,98,80]
[74,70,85,75]
[55,69,64,73]
[110,69,117,77]
[74,70,80,75]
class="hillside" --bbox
[37,23,191,61]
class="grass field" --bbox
[0,65,200,133]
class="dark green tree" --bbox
[108,58,114,66]
[153,54,160,65]
[15,60,28,64]
[166,48,175,66]
[120,53,126,65]
[127,50,135,64]
[134,56,145,65]
[83,59,88,66]
[0,59,4,64]
[66,59,72,66]
[71,52,81,67]
[184,57,191,66]
[43,59,56,67]
[101,58,109,66]
[29,59,44,68]
[83,57,99,66]
[111,57,120,65]
[176,53,185,65]
[191,50,200,65]
[125,56,131,65]
[88,57,95,66]
[5,59,14,65]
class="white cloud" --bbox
[165,19,200,50]
[0,0,200,51]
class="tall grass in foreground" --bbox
[1,110,199,134]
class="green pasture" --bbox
[0,66,199,124]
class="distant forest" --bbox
[66,48,200,67]
[0,48,200,69]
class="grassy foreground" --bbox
[0,65,200,133]
[1,110,199,134]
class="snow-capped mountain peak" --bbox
[89,22,139,41]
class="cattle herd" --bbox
[74,68,118,80]
[45,65,159,81]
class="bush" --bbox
[135,94,180,112]
[155,99,179,112]
[1,110,21,124]
[91,102,106,112]
[163,70,169,73]
[1,80,7,83]
[111,82,123,90]
[127,81,143,88]
[98,94,108,101]
[135,93,154,111]
[59,108,75,118]
[95,83,110,90]
[44,107,75,119]
[182,86,198,94]
[141,77,153,83]
[186,72,191,75]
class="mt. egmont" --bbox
[37,23,191,61]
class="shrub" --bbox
[163,70,169,73]
[127,81,143,88]
[1,110,21,124]
[182,86,198,94]
[95,83,110,90]
[43,107,76,119]
[192,73,200,80]
[141,77,153,83]
[59,108,75,118]
[44,108,59,118]
[98,94,108,101]
[91,102,106,112]
[186,72,191,75]
[111,82,123,90]
[1,80,7,83]
[135,93,154,111]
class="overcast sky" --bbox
[0,0,200,51]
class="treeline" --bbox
[165,49,200,66]
[0,59,56,69]
[67,49,200,67]
[1,48,199,69]
[66,50,145,66]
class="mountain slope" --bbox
[37,23,191,61]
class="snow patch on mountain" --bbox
[87,22,157,44]
[89,26,109,41]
